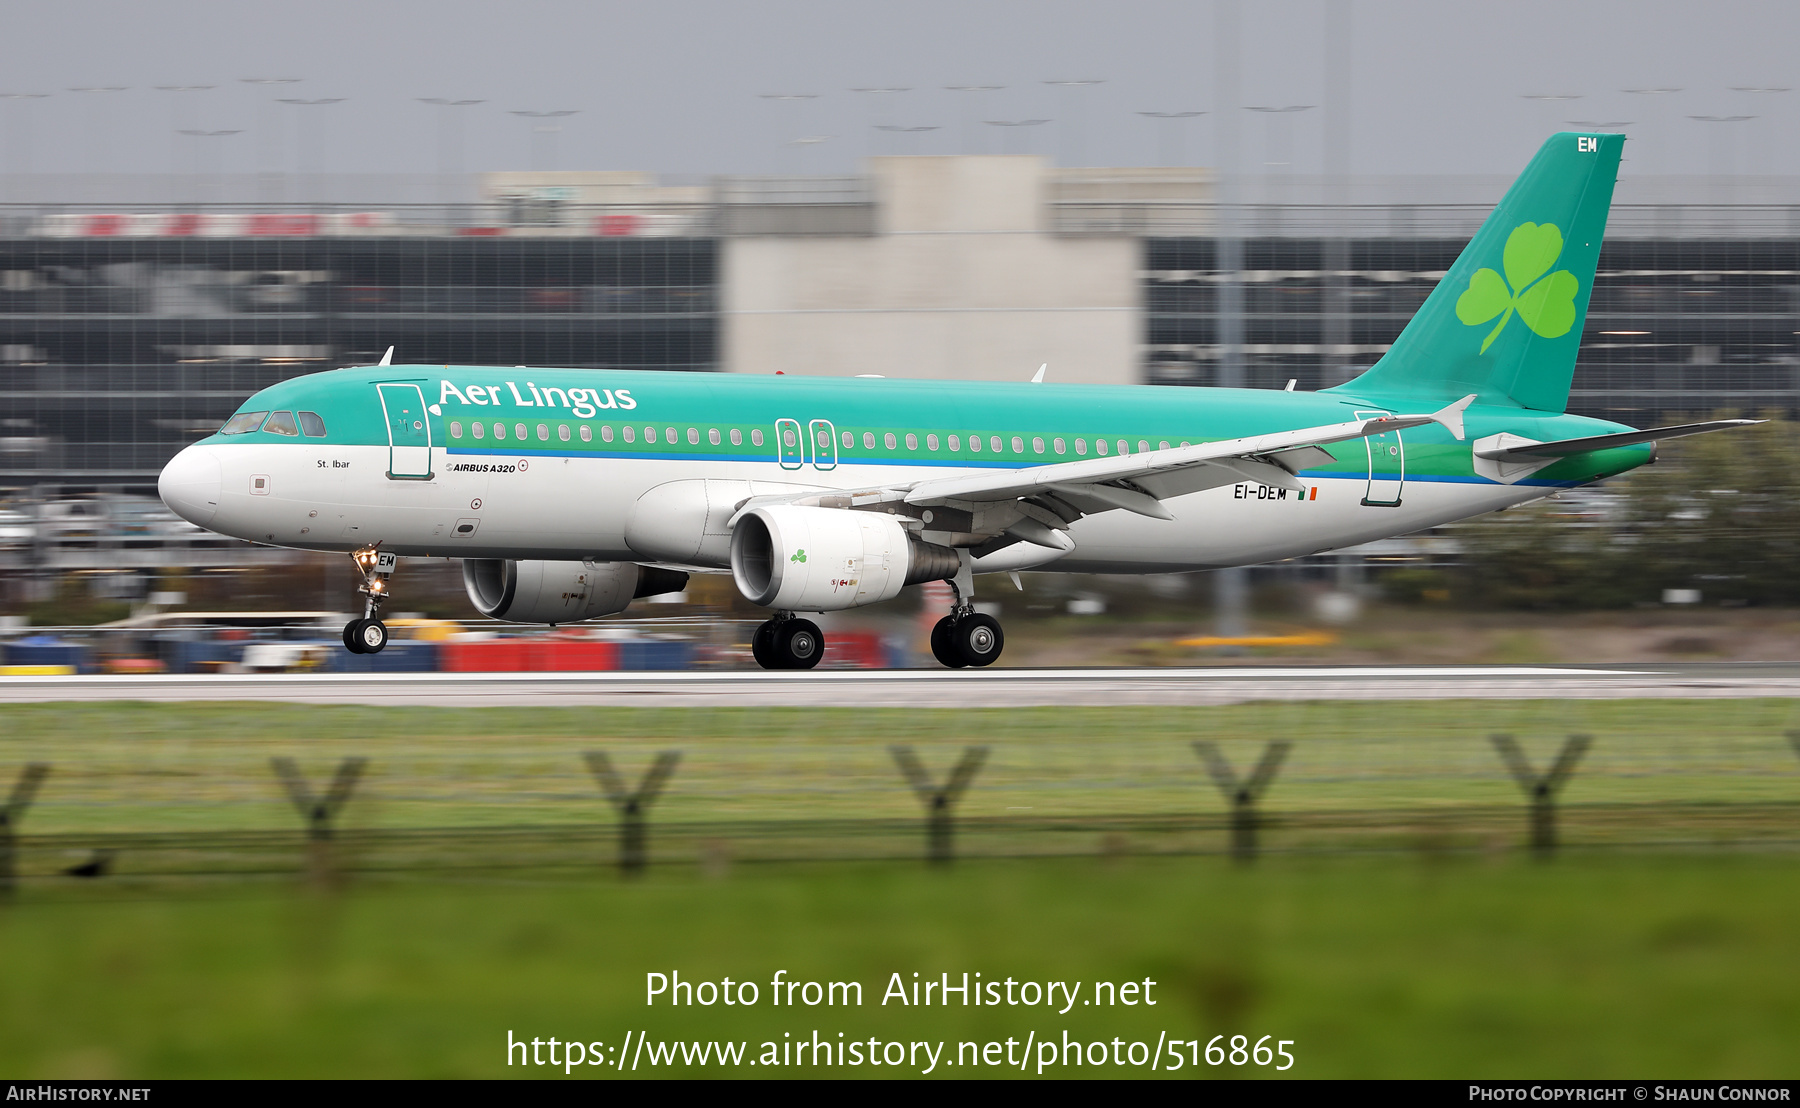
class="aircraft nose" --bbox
[159,444,222,527]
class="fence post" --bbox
[584,751,681,876]
[0,763,50,898]
[271,756,367,882]
[890,744,988,865]
[1193,741,1291,862]
[1490,734,1590,859]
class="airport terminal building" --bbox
[2,156,1796,493]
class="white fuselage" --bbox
[174,439,1546,575]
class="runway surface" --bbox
[3,663,1799,707]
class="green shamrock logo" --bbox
[1454,222,1581,353]
[791,549,807,563]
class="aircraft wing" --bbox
[729,396,1474,555]
[899,394,1474,517]
[1472,418,1762,462]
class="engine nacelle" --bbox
[729,505,959,612]
[462,559,689,624]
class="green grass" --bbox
[3,700,1800,837]
[2,854,1798,1078]
[3,699,1798,1078]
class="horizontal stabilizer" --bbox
[1475,419,1762,462]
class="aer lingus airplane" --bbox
[159,132,1753,669]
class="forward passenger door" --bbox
[377,383,433,480]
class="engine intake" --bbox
[462,559,688,624]
[729,505,959,612]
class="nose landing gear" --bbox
[343,544,395,655]
[750,613,824,670]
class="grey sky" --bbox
[2,0,1795,180]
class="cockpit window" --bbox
[263,411,299,436]
[297,411,327,437]
[219,411,269,435]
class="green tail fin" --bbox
[1326,132,1622,413]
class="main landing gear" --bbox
[342,544,395,655]
[930,558,1003,668]
[930,606,1004,669]
[751,614,824,670]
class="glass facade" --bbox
[0,235,717,486]
[1145,235,1800,425]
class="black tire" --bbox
[751,619,781,669]
[930,616,967,668]
[953,613,1004,667]
[776,618,824,670]
[343,618,369,654]
[357,618,389,654]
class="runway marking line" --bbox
[0,664,1653,689]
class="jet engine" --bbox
[461,559,689,624]
[729,505,959,612]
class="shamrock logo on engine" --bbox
[1454,222,1581,353]
[791,549,807,563]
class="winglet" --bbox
[1031,364,1046,384]
[378,345,394,367]
[1432,394,1476,441]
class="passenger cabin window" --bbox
[841,431,853,449]
[297,411,327,437]
[494,423,507,440]
[1031,437,1044,454]
[263,411,300,436]
[730,429,742,446]
[949,435,960,451]
[1075,439,1087,455]
[580,425,592,442]
[688,427,699,445]
[516,423,528,441]
[450,421,463,439]
[1011,436,1024,454]
[863,432,875,449]
[1095,438,1107,455]
[1054,437,1065,454]
[219,411,268,435]
[472,422,485,439]
[990,436,1002,453]
[905,433,918,450]
[537,424,549,441]
[968,435,982,452]
[884,432,897,450]
[710,428,721,446]
[623,426,635,443]
[927,434,939,450]
[602,425,614,442]
[558,424,570,442]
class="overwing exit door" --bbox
[378,383,433,479]
[775,418,804,470]
[808,419,838,471]
[1355,409,1404,506]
